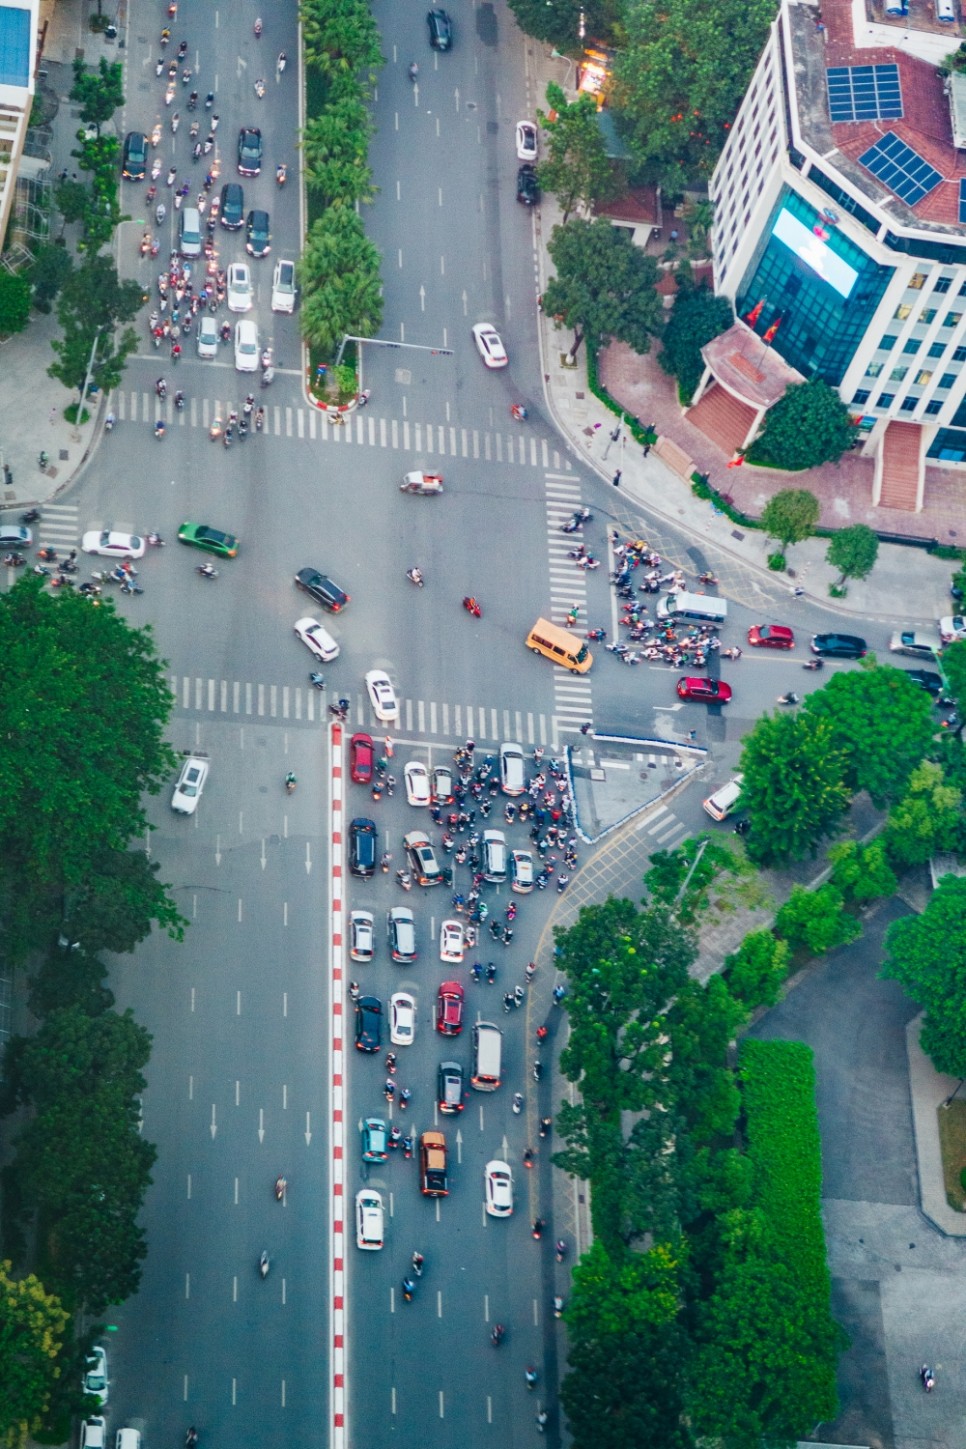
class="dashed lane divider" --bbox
[328,721,347,1449]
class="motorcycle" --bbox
[490,1324,505,1347]
[276,163,287,186]
[3,552,26,567]
[309,672,326,691]
[462,596,482,618]
[195,564,218,579]
[406,567,425,588]
[284,773,296,794]
[511,1092,524,1114]
[777,691,799,706]
[585,627,606,641]
[408,61,419,81]
[254,78,266,98]
[274,1176,287,1200]
[258,1252,270,1279]
[803,658,824,671]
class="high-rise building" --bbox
[705,0,966,509]
[0,0,40,254]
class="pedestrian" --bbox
[642,443,651,458]
[579,721,592,736]
[384,734,394,757]
[612,470,622,488]
[687,729,697,742]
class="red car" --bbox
[676,677,732,704]
[435,980,464,1036]
[747,624,794,650]
[349,732,374,784]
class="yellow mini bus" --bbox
[525,617,592,674]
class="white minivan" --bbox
[271,257,297,313]
[179,206,202,258]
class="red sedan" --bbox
[747,624,794,650]
[349,732,374,784]
[676,677,732,704]
[435,980,464,1036]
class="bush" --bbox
[774,883,861,956]
[722,929,790,1011]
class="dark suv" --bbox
[237,127,263,177]
[294,567,350,613]
[355,996,382,1052]
[349,818,378,877]
[122,131,147,180]
[810,632,867,659]
[427,8,452,48]
[219,183,244,229]
[516,164,539,205]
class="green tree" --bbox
[300,0,382,77]
[658,281,732,401]
[827,838,898,903]
[759,486,820,555]
[804,663,934,807]
[53,179,91,235]
[508,0,613,48]
[66,848,186,955]
[610,0,776,191]
[48,255,141,398]
[644,834,744,925]
[0,578,177,919]
[739,711,851,866]
[748,378,856,470]
[774,883,861,956]
[0,1261,70,1446]
[722,929,790,1010]
[298,208,383,356]
[0,272,31,336]
[942,639,966,709]
[536,84,621,223]
[70,135,123,253]
[882,875,966,1075]
[27,951,115,1021]
[826,523,879,592]
[883,760,963,868]
[69,57,124,134]
[542,217,662,362]
[6,1007,156,1312]
[29,242,73,313]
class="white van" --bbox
[482,829,507,882]
[179,206,202,258]
[703,773,744,821]
[271,257,297,313]
[471,1021,502,1091]
[656,591,728,624]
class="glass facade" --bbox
[737,188,893,386]
[928,427,966,461]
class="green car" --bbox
[177,522,239,558]
[362,1117,388,1162]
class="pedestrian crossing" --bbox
[112,389,576,471]
[543,474,594,730]
[167,673,575,742]
[34,502,81,550]
[636,801,689,849]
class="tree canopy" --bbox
[759,487,820,553]
[804,663,934,807]
[536,84,622,223]
[542,217,662,361]
[748,378,856,470]
[298,207,383,356]
[48,255,141,395]
[739,710,851,865]
[826,524,879,590]
[882,874,966,1076]
[0,1262,70,1447]
[69,57,124,133]
[0,272,31,336]
[658,281,732,401]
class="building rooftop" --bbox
[790,0,966,232]
[701,323,805,407]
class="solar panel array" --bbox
[858,131,943,206]
[827,64,902,122]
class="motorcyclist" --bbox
[411,1251,424,1275]
[285,771,296,793]
[401,1278,415,1301]
[408,60,419,80]
[406,566,424,586]
[274,1175,287,1198]
[258,1251,270,1278]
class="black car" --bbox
[122,131,147,180]
[438,1060,465,1113]
[246,209,271,258]
[810,632,867,659]
[355,995,382,1052]
[219,183,244,229]
[349,818,378,877]
[906,669,944,697]
[237,127,263,177]
[516,164,539,206]
[294,566,350,613]
[427,8,452,48]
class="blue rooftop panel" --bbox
[0,7,31,88]
[858,131,943,207]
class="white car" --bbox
[350,909,374,962]
[82,529,146,559]
[271,257,297,313]
[83,1346,109,1405]
[516,120,538,161]
[484,1159,514,1217]
[355,1188,384,1250]
[227,261,253,312]
[510,849,534,893]
[440,918,464,964]
[234,318,259,372]
[939,615,966,643]
[80,1420,107,1449]
[196,313,219,359]
[294,616,340,663]
[171,755,209,815]
[390,990,416,1046]
[404,760,431,806]
[499,741,526,795]
[365,668,399,722]
[431,764,454,803]
[472,322,508,369]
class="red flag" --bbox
[726,454,745,468]
[762,316,782,345]
[745,299,765,326]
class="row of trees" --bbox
[297,0,383,358]
[0,579,183,1441]
[552,851,842,1448]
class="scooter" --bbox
[258,1252,270,1279]
[274,1176,286,1200]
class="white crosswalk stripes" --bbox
[636,803,688,849]
[112,389,575,471]
[543,475,594,732]
[35,503,81,550]
[166,674,560,744]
